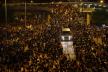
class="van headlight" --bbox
[61,36,65,40]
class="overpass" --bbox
[2,2,108,25]
[2,2,108,11]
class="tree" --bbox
[91,8,108,26]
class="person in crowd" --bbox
[0,4,108,72]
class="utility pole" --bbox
[25,2,27,25]
[87,12,90,25]
[5,0,7,25]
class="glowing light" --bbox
[51,2,54,4]
[99,4,102,6]
[61,36,65,40]
[62,28,70,31]
[100,0,104,3]
[30,0,34,3]
[69,36,72,40]
[84,4,87,6]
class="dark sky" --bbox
[0,0,108,3]
[1,0,70,3]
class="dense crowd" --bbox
[0,4,108,72]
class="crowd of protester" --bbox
[0,4,108,72]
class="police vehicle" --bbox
[61,28,72,41]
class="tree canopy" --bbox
[91,8,108,26]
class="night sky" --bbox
[0,0,108,3]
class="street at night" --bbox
[0,0,108,72]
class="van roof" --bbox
[62,28,70,31]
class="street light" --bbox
[30,0,34,3]
[100,0,104,3]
